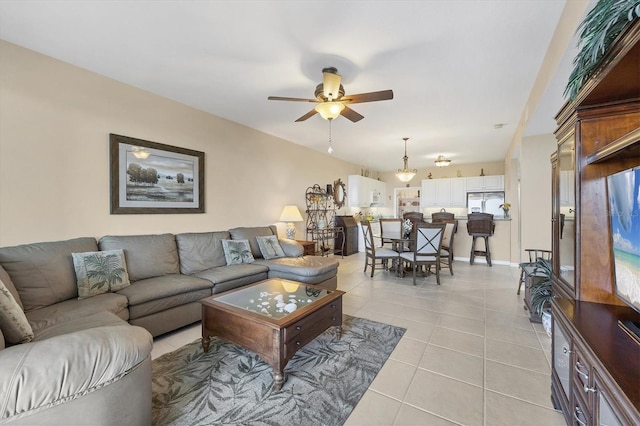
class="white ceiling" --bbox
[0,0,584,171]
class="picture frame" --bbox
[110,134,205,214]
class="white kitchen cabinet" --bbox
[348,175,386,207]
[421,179,451,207]
[466,175,504,191]
[450,177,467,206]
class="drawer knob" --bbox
[296,341,301,346]
[331,304,336,308]
[584,385,596,393]
[331,317,336,321]
[296,326,301,330]
[562,346,572,354]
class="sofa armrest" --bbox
[0,325,152,422]
[279,239,304,257]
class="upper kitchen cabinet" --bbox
[450,177,467,206]
[421,179,447,207]
[348,175,386,207]
[466,175,504,191]
[421,177,467,207]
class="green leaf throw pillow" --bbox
[222,240,255,265]
[0,277,34,344]
[72,249,131,299]
[256,235,286,260]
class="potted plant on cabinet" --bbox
[529,258,553,336]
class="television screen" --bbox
[607,166,640,314]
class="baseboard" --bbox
[453,256,511,266]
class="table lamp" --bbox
[279,205,304,239]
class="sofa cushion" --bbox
[99,234,179,281]
[0,265,23,310]
[115,274,212,306]
[0,278,34,345]
[175,231,230,274]
[256,235,286,260]
[25,292,129,334]
[0,237,99,312]
[278,239,305,258]
[194,263,269,284]
[72,249,131,299]
[32,310,127,342]
[0,319,152,422]
[222,239,254,265]
[228,226,277,258]
[254,256,339,277]
[128,288,211,320]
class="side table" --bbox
[296,240,316,256]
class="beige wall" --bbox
[0,41,359,246]
[520,134,556,256]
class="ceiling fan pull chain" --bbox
[328,119,334,154]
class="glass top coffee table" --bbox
[200,278,344,391]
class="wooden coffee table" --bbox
[200,278,344,391]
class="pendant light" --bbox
[434,155,451,167]
[396,137,417,183]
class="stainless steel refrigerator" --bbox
[467,192,505,216]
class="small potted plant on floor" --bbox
[529,258,553,336]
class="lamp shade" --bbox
[279,205,303,222]
[315,102,345,120]
[396,171,417,182]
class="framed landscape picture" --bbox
[110,134,205,214]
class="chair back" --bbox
[525,249,552,263]
[466,213,495,236]
[360,220,375,254]
[414,223,445,256]
[431,211,455,223]
[441,221,457,250]
[380,218,402,241]
[403,212,424,221]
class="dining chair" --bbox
[360,220,401,277]
[517,249,552,294]
[399,222,445,285]
[379,218,402,246]
[439,220,458,275]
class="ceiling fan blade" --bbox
[323,71,342,100]
[340,105,364,122]
[340,90,394,104]
[295,109,318,122]
[268,96,318,103]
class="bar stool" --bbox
[466,213,495,266]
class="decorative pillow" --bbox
[221,240,255,265]
[256,235,286,260]
[0,278,34,344]
[72,249,130,299]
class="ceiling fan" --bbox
[267,67,393,122]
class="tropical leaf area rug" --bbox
[152,315,405,426]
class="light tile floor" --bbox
[152,252,565,426]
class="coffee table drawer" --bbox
[283,299,341,343]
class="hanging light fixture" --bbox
[396,137,417,183]
[315,102,345,120]
[434,155,451,167]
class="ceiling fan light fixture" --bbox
[434,155,451,167]
[396,137,417,183]
[315,102,345,120]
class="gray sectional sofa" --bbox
[0,225,339,424]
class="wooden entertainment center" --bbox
[550,20,640,425]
